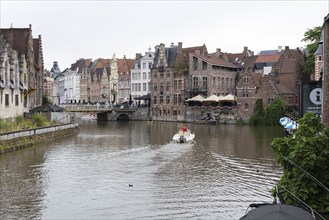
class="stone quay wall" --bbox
[0,123,80,154]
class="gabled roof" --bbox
[182,44,207,57]
[191,53,238,68]
[255,54,281,63]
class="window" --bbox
[243,89,249,97]
[143,83,147,91]
[5,94,9,106]
[244,103,249,110]
[174,94,178,104]
[153,84,158,91]
[166,96,170,104]
[142,63,146,69]
[193,57,198,70]
[173,80,178,90]
[160,95,163,104]
[319,56,322,61]
[203,77,207,90]
[274,69,279,77]
[15,95,19,106]
[244,75,249,83]
[212,77,216,88]
[178,80,182,90]
[153,96,157,104]
[225,78,229,88]
[143,72,147,80]
[193,77,198,89]
[268,98,273,104]
[221,77,224,87]
[178,94,182,104]
[202,61,207,70]
[166,83,170,91]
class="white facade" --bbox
[63,69,80,104]
[131,51,154,100]
[0,40,29,119]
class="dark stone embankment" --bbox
[0,124,80,154]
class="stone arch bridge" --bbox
[64,105,150,121]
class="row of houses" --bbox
[2,16,329,124]
[45,41,305,122]
[0,25,44,119]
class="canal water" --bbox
[0,121,284,219]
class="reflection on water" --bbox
[0,121,283,219]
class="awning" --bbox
[186,94,205,102]
[221,94,236,102]
[203,94,220,102]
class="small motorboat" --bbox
[172,127,195,143]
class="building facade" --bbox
[0,25,44,109]
[0,34,29,119]
[131,51,154,103]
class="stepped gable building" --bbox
[0,25,44,109]
[88,58,110,103]
[235,46,304,121]
[117,55,134,103]
[151,42,210,121]
[69,58,92,104]
[0,32,28,119]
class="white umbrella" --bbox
[186,94,205,102]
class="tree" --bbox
[265,98,286,126]
[301,26,322,76]
[249,99,265,125]
[42,95,53,105]
[271,113,329,213]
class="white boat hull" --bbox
[172,130,195,143]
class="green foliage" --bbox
[32,113,48,127]
[42,95,53,105]
[302,26,322,43]
[249,99,266,125]
[173,55,189,74]
[271,113,329,212]
[265,98,286,126]
[301,26,322,76]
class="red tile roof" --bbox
[255,54,281,63]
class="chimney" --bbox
[177,42,182,53]
[285,46,289,50]
[278,46,282,52]
[215,48,222,57]
[243,46,248,52]
[135,53,142,60]
[171,42,174,47]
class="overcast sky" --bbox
[1,1,328,70]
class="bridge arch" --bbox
[116,113,131,121]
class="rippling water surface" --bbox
[0,121,284,219]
